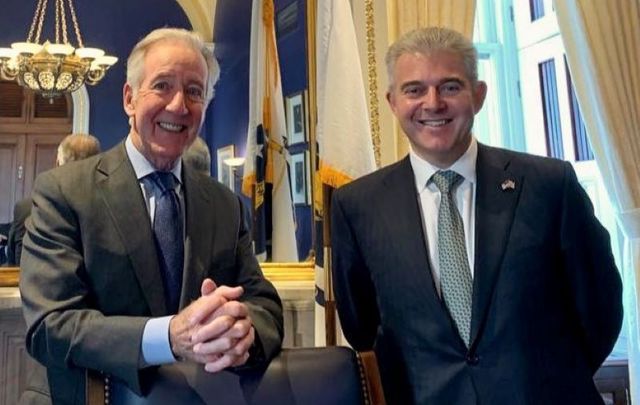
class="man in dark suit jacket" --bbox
[7,133,101,267]
[20,28,283,405]
[331,27,623,404]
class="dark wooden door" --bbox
[0,81,72,223]
[0,134,25,223]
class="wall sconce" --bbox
[223,157,246,170]
[223,157,245,192]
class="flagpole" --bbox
[306,0,337,346]
[322,185,336,346]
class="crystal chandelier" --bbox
[0,0,118,99]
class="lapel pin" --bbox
[501,179,516,191]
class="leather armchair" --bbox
[87,347,385,405]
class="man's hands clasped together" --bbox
[169,278,255,372]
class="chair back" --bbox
[88,347,386,405]
[594,359,630,405]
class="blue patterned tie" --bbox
[150,171,183,314]
[431,170,473,346]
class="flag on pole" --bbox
[315,0,377,346]
[242,0,298,263]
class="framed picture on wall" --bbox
[216,145,235,191]
[290,151,310,205]
[285,92,306,145]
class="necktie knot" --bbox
[150,171,178,194]
[431,170,462,194]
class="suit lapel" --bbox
[470,145,522,345]
[95,143,167,315]
[380,158,450,317]
[180,167,213,306]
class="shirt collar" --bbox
[125,135,182,183]
[410,137,478,191]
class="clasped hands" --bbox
[169,278,254,372]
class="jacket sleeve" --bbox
[559,161,623,371]
[331,189,380,351]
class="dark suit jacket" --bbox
[331,144,623,405]
[19,143,283,405]
[7,197,31,266]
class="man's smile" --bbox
[157,121,187,132]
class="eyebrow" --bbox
[399,80,424,90]
[147,73,205,88]
[399,77,466,90]
[440,78,466,87]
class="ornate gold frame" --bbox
[0,263,314,288]
[0,267,19,287]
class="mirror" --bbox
[209,1,316,264]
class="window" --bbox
[474,0,626,359]
[538,58,564,159]
[565,58,593,162]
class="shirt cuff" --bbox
[141,316,177,366]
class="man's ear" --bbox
[386,90,397,115]
[123,83,135,117]
[473,81,488,113]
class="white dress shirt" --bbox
[410,138,478,296]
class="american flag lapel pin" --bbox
[501,179,516,191]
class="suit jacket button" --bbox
[466,353,479,365]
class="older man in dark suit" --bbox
[20,28,282,405]
[331,27,622,405]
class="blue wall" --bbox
[212,0,311,259]
[0,0,192,149]
[210,0,253,159]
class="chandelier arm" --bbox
[55,0,60,44]
[67,0,83,48]
[27,0,46,42]
[60,0,69,45]
[35,0,49,44]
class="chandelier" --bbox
[0,0,117,99]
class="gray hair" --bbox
[126,28,220,103]
[183,136,211,176]
[385,27,478,88]
[57,133,101,166]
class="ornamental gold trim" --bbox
[365,0,381,168]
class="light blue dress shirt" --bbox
[125,136,183,366]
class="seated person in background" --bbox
[19,28,283,405]
[6,133,101,266]
[0,223,8,265]
[5,199,31,266]
[183,135,212,176]
[331,26,623,405]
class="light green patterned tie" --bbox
[431,170,473,347]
